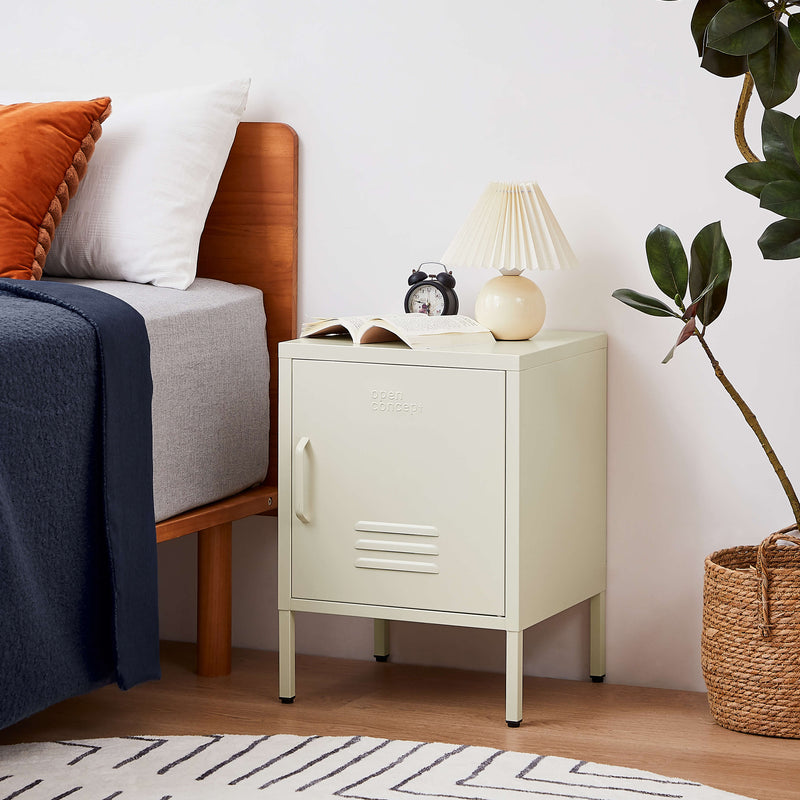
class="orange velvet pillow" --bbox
[0,97,111,280]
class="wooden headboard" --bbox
[156,122,298,542]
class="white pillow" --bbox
[45,78,250,290]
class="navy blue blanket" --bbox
[0,278,160,729]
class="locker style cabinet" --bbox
[278,331,607,725]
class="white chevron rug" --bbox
[0,733,755,800]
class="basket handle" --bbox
[756,525,800,637]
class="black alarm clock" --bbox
[404,262,459,315]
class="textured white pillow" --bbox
[45,78,250,290]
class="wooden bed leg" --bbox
[197,522,233,677]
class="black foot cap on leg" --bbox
[506,720,521,728]
[374,655,389,662]
[280,696,295,704]
[590,675,605,683]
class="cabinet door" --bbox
[290,358,506,616]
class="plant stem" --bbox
[735,73,761,163]
[694,329,800,527]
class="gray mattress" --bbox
[48,277,269,522]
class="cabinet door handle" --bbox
[294,436,311,523]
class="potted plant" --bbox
[613,0,800,738]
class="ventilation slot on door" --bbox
[354,521,439,574]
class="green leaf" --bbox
[701,44,750,76]
[758,217,800,258]
[706,0,777,56]
[645,225,688,303]
[689,222,731,326]
[749,24,800,108]
[686,274,721,318]
[726,159,800,196]
[693,0,749,75]
[760,179,800,218]
[692,0,732,55]
[762,108,798,169]
[790,114,800,164]
[611,289,681,318]
[789,14,800,49]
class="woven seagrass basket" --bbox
[701,527,800,737]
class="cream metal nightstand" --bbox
[277,331,607,725]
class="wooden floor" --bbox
[0,641,797,800]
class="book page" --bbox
[300,315,373,339]
[365,314,490,337]
[302,313,493,347]
[357,314,494,348]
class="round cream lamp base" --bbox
[474,274,546,340]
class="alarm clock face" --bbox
[404,265,459,315]
[406,282,447,315]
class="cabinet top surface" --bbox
[279,330,606,370]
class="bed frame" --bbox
[153,122,298,676]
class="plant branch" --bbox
[694,329,800,527]
[735,73,761,163]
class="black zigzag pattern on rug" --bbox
[0,733,752,799]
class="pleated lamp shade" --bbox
[441,182,577,340]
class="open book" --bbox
[300,313,495,349]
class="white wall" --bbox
[6,0,800,693]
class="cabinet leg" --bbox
[279,609,296,703]
[590,591,606,682]
[505,630,523,727]
[373,619,390,662]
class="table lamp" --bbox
[440,181,577,340]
